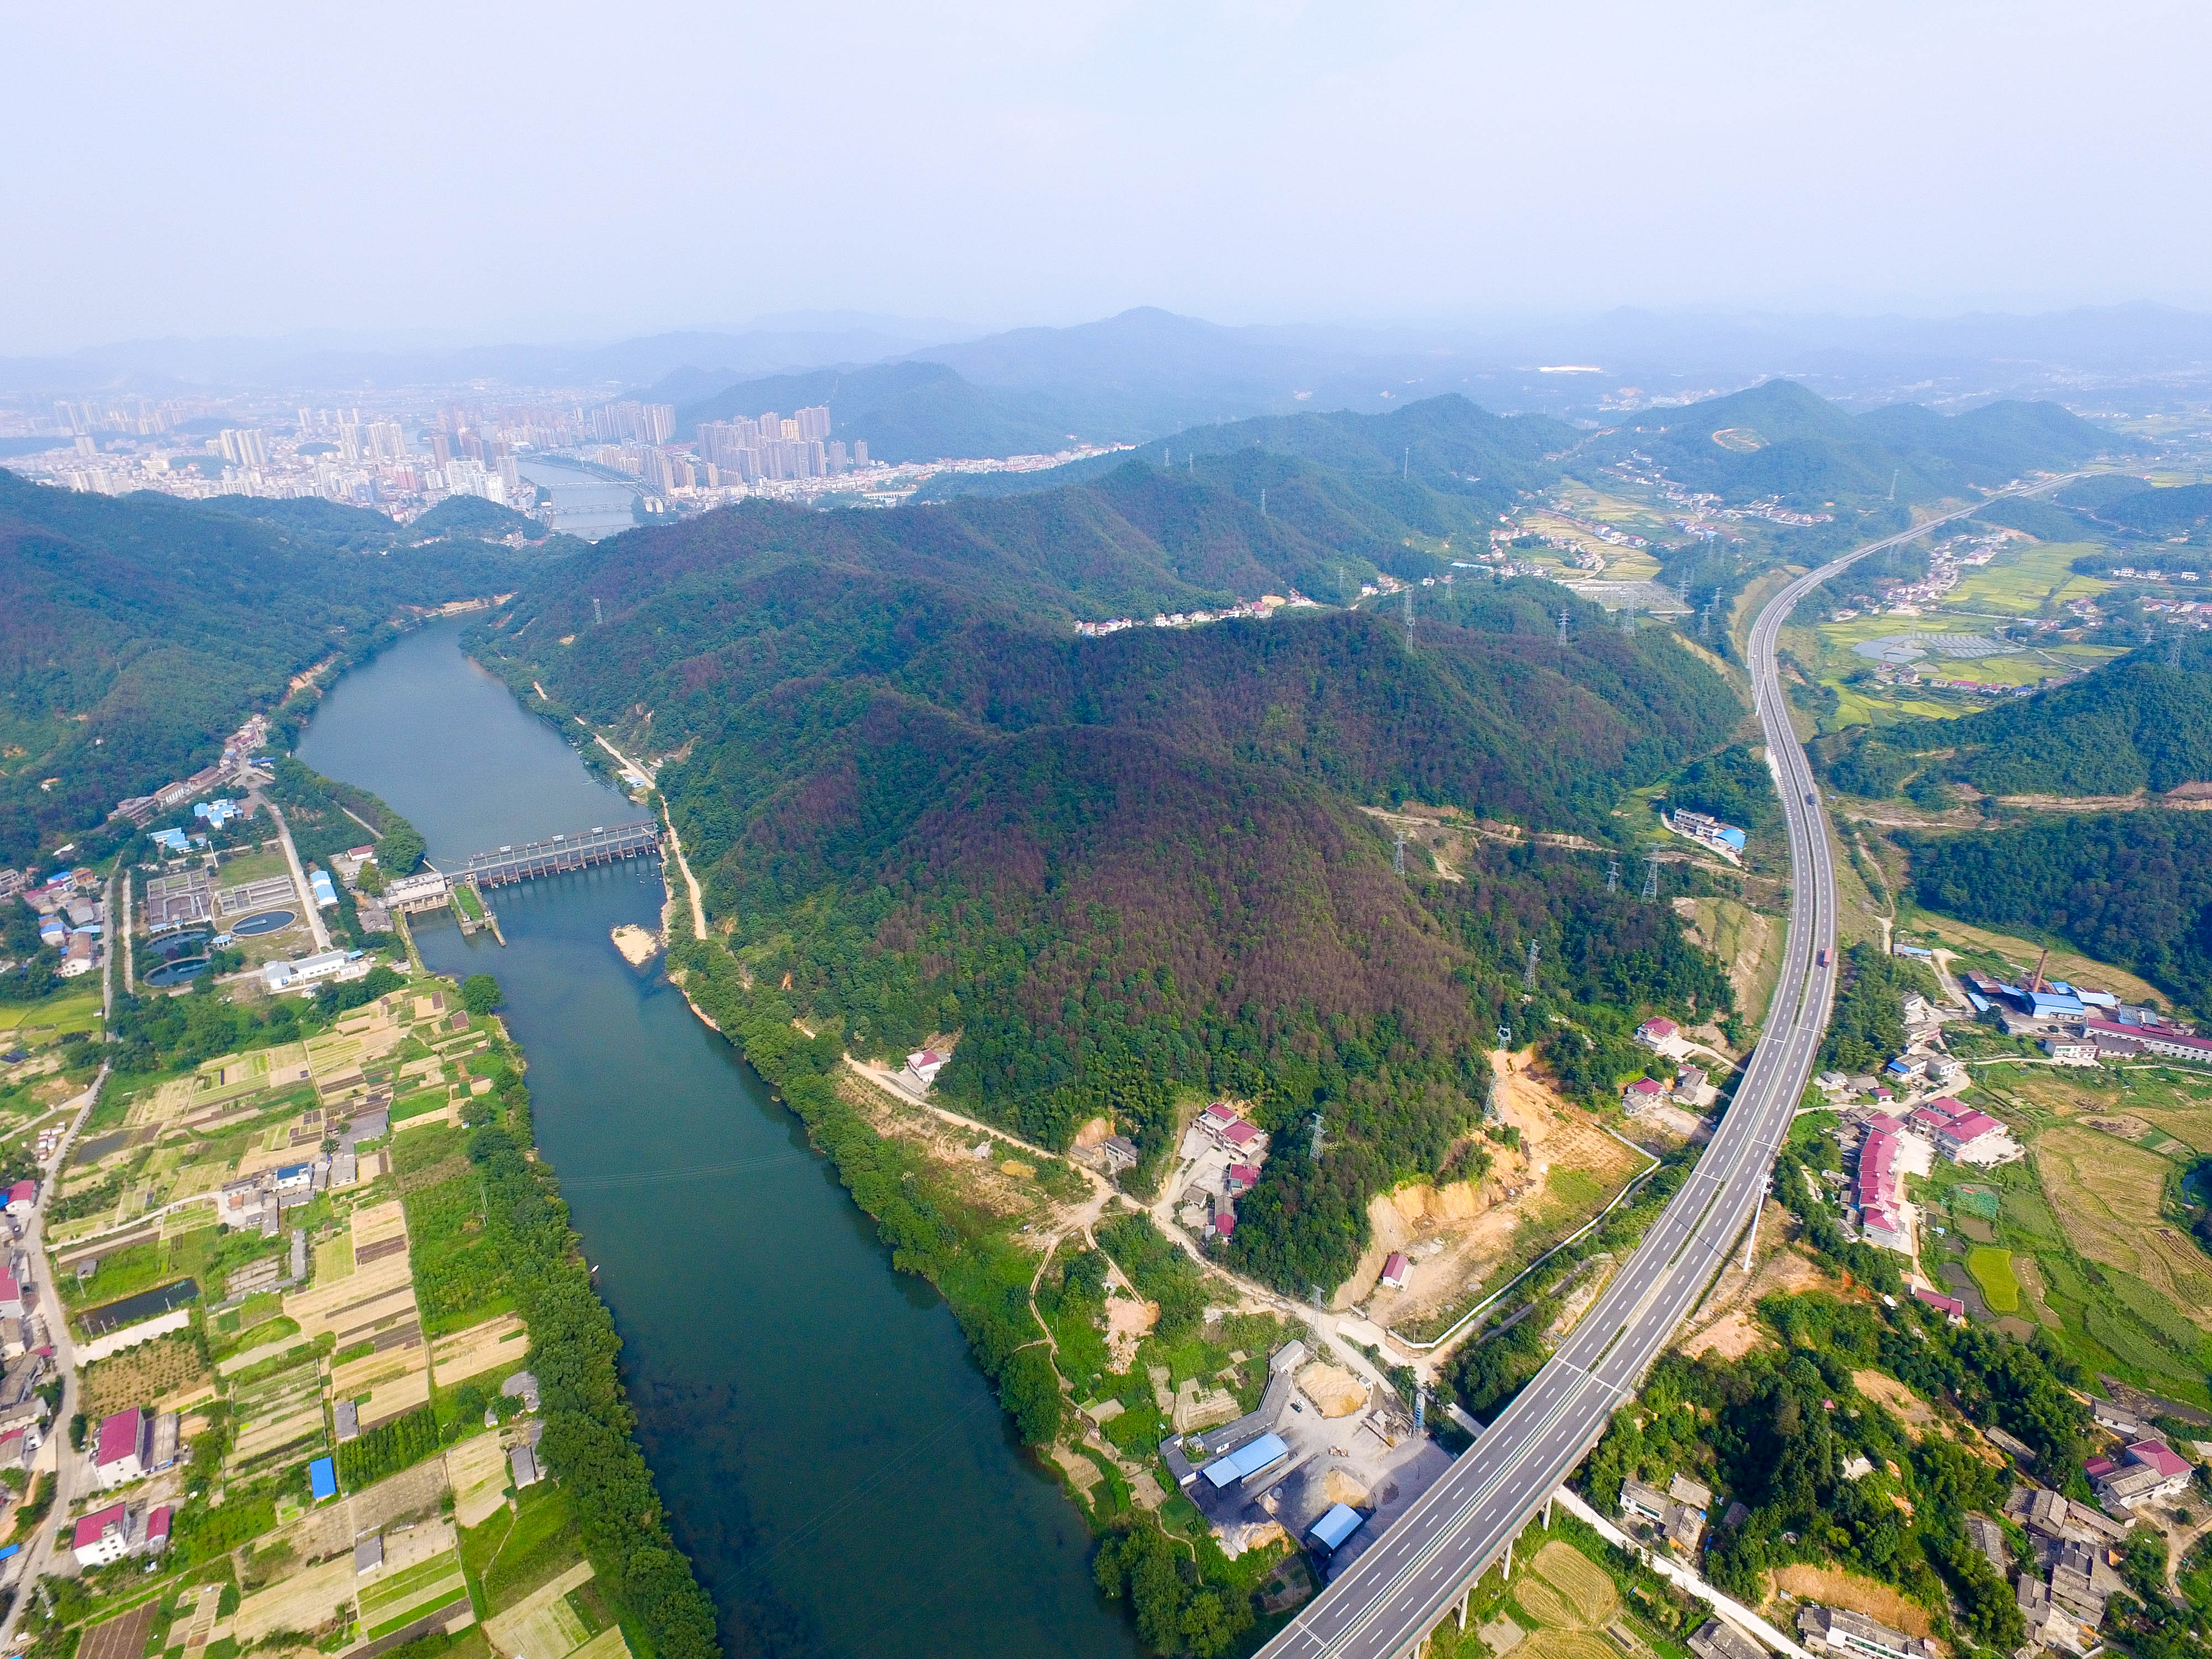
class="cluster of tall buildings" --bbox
[586,401,676,444]
[696,405,861,481]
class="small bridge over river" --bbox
[462,820,660,888]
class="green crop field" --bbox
[1947,542,2110,614]
[0,987,103,1039]
[1965,1248,2020,1312]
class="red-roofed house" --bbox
[0,1272,20,1321]
[1911,1286,1965,1321]
[1223,1164,1260,1196]
[2085,1455,2117,1480]
[71,1503,133,1567]
[145,1506,172,1553]
[2127,1441,2193,1480]
[902,1050,947,1088]
[1636,1018,1679,1048]
[4,1181,34,1217]
[2095,1439,2195,1510]
[93,1408,149,1489]
[1921,1097,1969,1119]
[1380,1252,1410,1290]
[1222,1120,1262,1154]
[1937,1111,2012,1164]
[1624,1077,1669,1112]
[1211,1211,1236,1239]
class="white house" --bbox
[71,1503,135,1567]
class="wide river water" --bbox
[299,621,1134,1659]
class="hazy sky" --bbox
[6,0,2209,353]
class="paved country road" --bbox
[1256,482,2074,1659]
[0,1062,111,1646]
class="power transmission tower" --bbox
[1392,830,1408,875]
[1619,604,1635,634]
[1404,587,1415,634]
[1557,608,1570,646]
[1404,446,1410,479]
[1642,851,1661,900]
[1606,859,1620,894]
[1523,939,1541,992]
[1888,468,1899,503]
[1309,1111,1326,1161]
[1259,487,1267,516]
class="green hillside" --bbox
[1906,811,2212,1012]
[2072,481,2212,538]
[478,467,1745,1290]
[0,470,552,863]
[1829,636,2212,799]
[1598,381,2106,509]
[913,391,1575,522]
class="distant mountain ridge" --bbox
[1592,379,2110,507]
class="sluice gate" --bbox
[462,820,660,888]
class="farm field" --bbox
[2034,1126,2212,1331]
[1965,1247,2019,1313]
[1946,541,2110,614]
[0,987,103,1039]
[431,1313,530,1387]
[359,1543,472,1640]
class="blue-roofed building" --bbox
[2027,990,2085,1019]
[1964,990,1991,1014]
[309,869,339,908]
[1199,1433,1288,1490]
[1892,943,1934,961]
[1307,1503,1364,1554]
[309,1457,337,1501]
[149,828,189,854]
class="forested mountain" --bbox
[912,392,1575,524]
[2063,478,2212,538]
[1594,380,2107,509]
[1824,637,2212,799]
[0,470,554,863]
[1905,811,2212,1011]
[478,465,1745,1290]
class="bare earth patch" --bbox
[1771,1565,1933,1636]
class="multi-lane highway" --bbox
[1259,489,2065,1659]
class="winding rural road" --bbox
[1257,484,2072,1659]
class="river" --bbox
[298,621,1133,1659]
